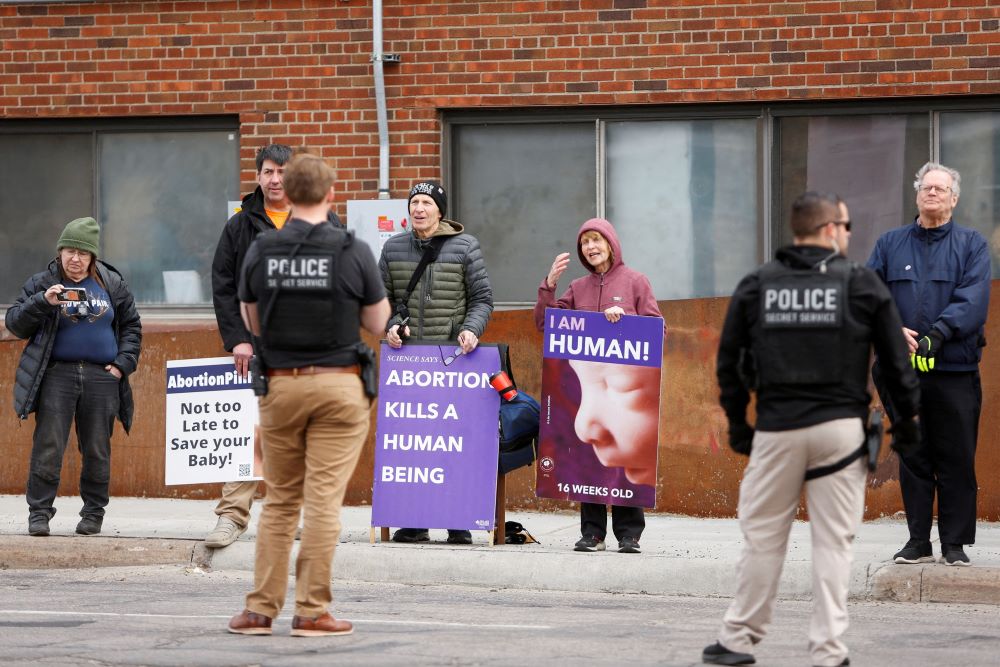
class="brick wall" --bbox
[1,0,998,203]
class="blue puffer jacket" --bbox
[866,219,990,371]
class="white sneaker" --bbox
[205,517,246,548]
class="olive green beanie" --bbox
[56,217,100,256]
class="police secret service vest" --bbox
[752,257,870,389]
[255,226,360,355]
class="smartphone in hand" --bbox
[57,287,88,303]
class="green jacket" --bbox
[379,219,493,340]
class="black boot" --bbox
[28,513,50,537]
[76,514,103,536]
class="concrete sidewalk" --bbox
[2,495,999,605]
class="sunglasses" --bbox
[815,219,852,233]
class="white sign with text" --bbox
[165,357,262,485]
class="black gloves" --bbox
[728,422,754,456]
[889,416,921,457]
[912,329,944,372]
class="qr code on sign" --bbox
[238,464,251,478]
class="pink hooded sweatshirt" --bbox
[534,218,665,335]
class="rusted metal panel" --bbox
[2,288,998,520]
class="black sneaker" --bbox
[574,535,606,552]
[75,515,103,536]
[893,539,934,564]
[702,641,755,665]
[28,514,50,537]
[618,536,641,553]
[446,530,472,545]
[941,543,971,567]
[391,528,430,543]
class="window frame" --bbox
[0,115,239,318]
[445,104,768,307]
[445,96,1000,306]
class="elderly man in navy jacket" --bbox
[867,161,991,567]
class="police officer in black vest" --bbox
[227,152,390,638]
[702,192,920,667]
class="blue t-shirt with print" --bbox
[50,276,118,365]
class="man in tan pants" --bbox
[206,144,293,548]
[706,192,921,667]
[227,152,390,636]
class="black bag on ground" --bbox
[504,521,540,545]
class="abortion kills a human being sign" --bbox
[371,342,501,532]
[536,308,664,508]
[165,357,262,485]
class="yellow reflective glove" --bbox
[911,330,943,373]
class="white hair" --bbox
[914,161,961,197]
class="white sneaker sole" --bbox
[943,558,971,567]
[893,555,934,564]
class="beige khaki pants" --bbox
[245,372,370,619]
[215,480,258,529]
[718,417,867,667]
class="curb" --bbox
[7,534,999,606]
[867,561,1000,604]
[0,535,202,570]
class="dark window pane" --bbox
[452,123,597,304]
[0,134,93,303]
[940,111,1000,278]
[776,114,929,263]
[99,131,240,303]
[607,118,759,298]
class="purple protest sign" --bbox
[536,308,664,508]
[371,341,501,532]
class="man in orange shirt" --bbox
[205,144,344,547]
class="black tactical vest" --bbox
[254,224,360,353]
[752,257,870,389]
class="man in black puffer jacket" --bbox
[206,144,345,549]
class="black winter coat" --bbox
[717,246,919,432]
[211,186,344,351]
[6,260,142,432]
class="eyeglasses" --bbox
[61,249,90,259]
[918,185,952,195]
[442,346,464,366]
[815,219,852,233]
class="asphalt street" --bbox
[1,565,998,667]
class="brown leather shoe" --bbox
[227,609,272,635]
[290,612,353,637]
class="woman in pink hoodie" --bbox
[534,218,665,554]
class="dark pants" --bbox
[876,364,981,546]
[580,502,645,542]
[27,361,120,520]
[901,371,981,545]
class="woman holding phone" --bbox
[5,217,142,537]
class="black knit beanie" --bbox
[408,181,447,218]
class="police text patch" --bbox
[265,255,332,290]
[760,277,843,328]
